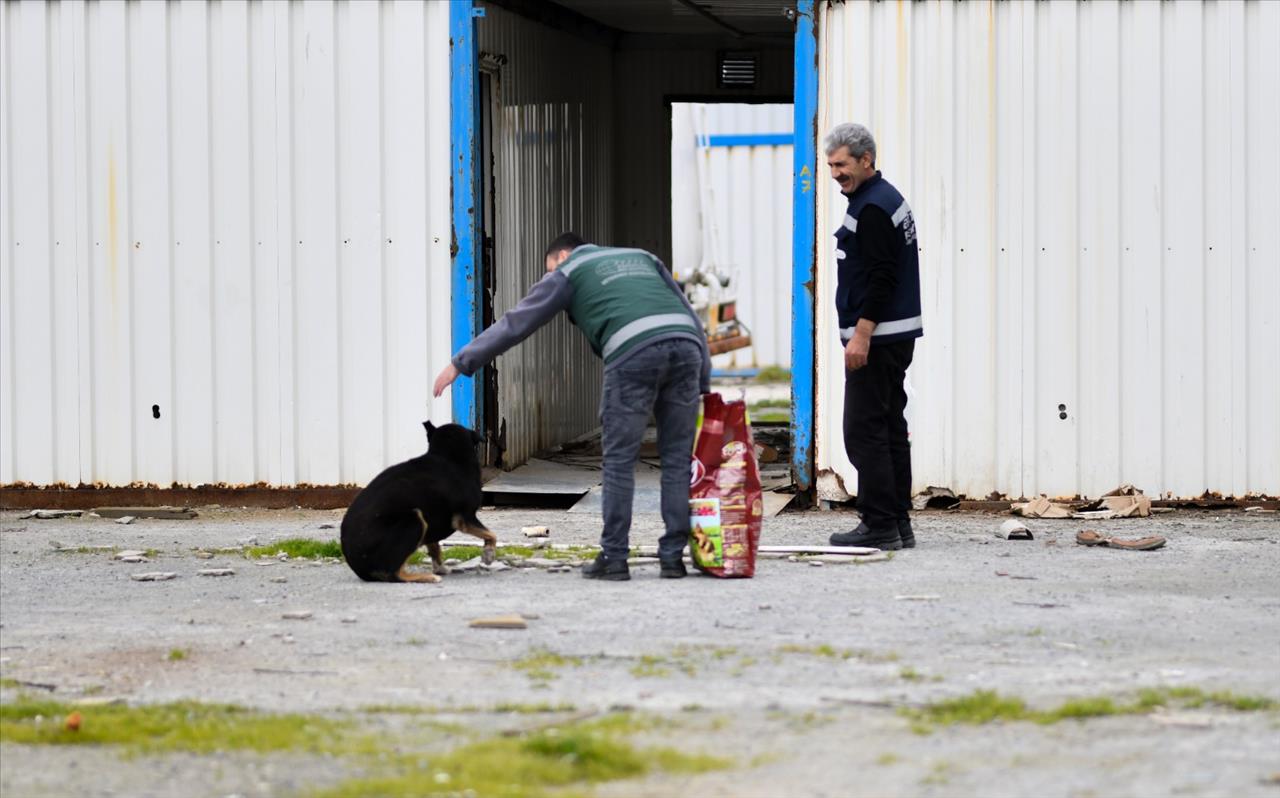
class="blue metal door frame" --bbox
[449,1,483,428]
[790,0,817,492]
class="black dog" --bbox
[340,422,496,583]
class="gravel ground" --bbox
[2,504,1278,797]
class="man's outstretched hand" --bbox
[433,363,460,397]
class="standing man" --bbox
[433,233,712,581]
[823,124,923,551]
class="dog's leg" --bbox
[453,513,497,565]
[391,509,440,582]
[427,540,450,575]
[396,563,441,583]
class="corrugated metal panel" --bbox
[815,0,1280,500]
[0,0,452,488]
[477,6,614,468]
[671,103,792,369]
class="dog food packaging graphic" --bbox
[689,392,762,577]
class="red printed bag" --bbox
[688,393,763,578]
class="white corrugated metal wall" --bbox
[671,103,793,370]
[0,0,452,488]
[477,6,613,468]
[816,0,1280,501]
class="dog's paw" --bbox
[481,544,496,565]
[432,562,451,576]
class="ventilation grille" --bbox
[718,51,758,89]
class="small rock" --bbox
[276,552,289,561]
[197,568,235,577]
[118,556,148,564]
[130,572,177,582]
[253,560,276,567]
[194,551,215,559]
[809,560,825,567]
[270,577,288,584]
[758,604,772,610]
[340,616,357,624]
[521,526,551,538]
[469,614,527,629]
[319,523,335,529]
[237,536,259,546]
[480,561,510,572]
[281,635,296,644]
[115,516,136,525]
[281,611,313,620]
[114,550,148,560]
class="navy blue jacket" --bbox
[834,172,923,345]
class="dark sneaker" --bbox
[659,557,687,579]
[581,554,630,581]
[897,518,916,549]
[829,522,903,551]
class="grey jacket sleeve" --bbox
[451,271,574,376]
[653,257,713,394]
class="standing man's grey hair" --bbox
[824,123,876,165]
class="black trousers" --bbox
[842,338,915,531]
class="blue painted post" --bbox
[790,0,818,493]
[449,1,480,428]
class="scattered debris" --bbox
[913,486,960,510]
[114,550,148,561]
[197,568,235,577]
[130,572,177,582]
[997,520,1034,540]
[521,526,551,538]
[19,510,83,520]
[114,516,136,525]
[281,611,314,620]
[1011,496,1073,518]
[1244,506,1275,514]
[469,614,528,630]
[1073,486,1152,519]
[1076,530,1166,551]
[93,506,197,520]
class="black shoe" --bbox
[898,518,916,549]
[829,522,903,551]
[659,557,687,579]
[581,554,630,581]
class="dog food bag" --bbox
[689,392,763,578]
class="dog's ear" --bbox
[423,420,436,440]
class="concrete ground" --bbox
[2,504,1278,797]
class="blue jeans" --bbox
[599,339,703,561]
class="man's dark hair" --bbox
[544,232,587,259]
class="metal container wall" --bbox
[0,0,453,488]
[671,103,793,369]
[815,0,1280,500]
[477,7,614,467]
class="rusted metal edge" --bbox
[0,486,359,510]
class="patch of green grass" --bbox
[875,752,900,766]
[754,366,791,384]
[313,714,727,798]
[0,698,363,755]
[436,545,589,563]
[0,679,22,689]
[751,398,791,409]
[904,687,1279,732]
[245,538,342,560]
[491,702,579,715]
[630,660,672,679]
[166,649,187,662]
[899,666,925,682]
[776,644,847,659]
[511,649,585,682]
[751,412,790,424]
